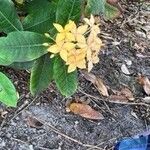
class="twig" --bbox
[79,89,150,107]
[11,137,29,145]
[32,115,103,150]
[9,96,38,122]
[87,137,116,150]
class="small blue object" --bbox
[114,134,150,150]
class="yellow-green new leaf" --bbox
[0,72,19,107]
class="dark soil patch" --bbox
[0,1,150,150]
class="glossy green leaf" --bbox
[0,72,18,107]
[23,0,57,33]
[86,0,106,15]
[0,31,50,65]
[9,60,35,70]
[0,0,23,33]
[53,57,78,97]
[56,0,82,25]
[30,54,54,95]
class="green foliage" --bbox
[0,31,50,65]
[9,60,35,70]
[0,0,120,106]
[0,0,23,33]
[30,54,54,95]
[53,57,78,97]
[86,0,120,20]
[23,0,57,33]
[86,0,106,14]
[56,0,82,25]
[0,72,18,107]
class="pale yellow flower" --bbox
[84,15,100,35]
[46,17,103,73]
[86,31,103,72]
[53,20,75,41]
[71,22,88,46]
[48,34,75,61]
[66,49,86,73]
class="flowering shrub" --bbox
[45,15,103,73]
[0,0,119,107]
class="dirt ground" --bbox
[0,1,150,150]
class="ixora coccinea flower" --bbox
[43,15,104,73]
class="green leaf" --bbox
[53,57,78,97]
[0,31,50,65]
[0,0,23,33]
[23,0,57,33]
[56,0,82,25]
[86,0,106,15]
[104,3,120,20]
[0,72,18,107]
[30,54,54,95]
[9,60,35,70]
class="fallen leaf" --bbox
[27,116,43,128]
[68,103,104,120]
[82,71,109,97]
[121,64,130,75]
[120,88,134,101]
[138,76,150,95]
[109,87,134,103]
[82,71,96,84]
[95,78,109,97]
[109,95,128,103]
[107,0,118,4]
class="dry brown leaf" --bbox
[69,103,104,120]
[82,71,96,84]
[95,78,109,97]
[109,88,134,103]
[107,0,118,4]
[27,116,43,128]
[109,95,129,103]
[120,88,134,101]
[138,76,150,95]
[82,71,109,96]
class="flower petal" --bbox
[63,42,75,51]
[77,25,88,34]
[68,64,76,73]
[56,33,65,42]
[77,60,86,69]
[65,20,76,32]
[88,61,93,72]
[47,45,59,53]
[76,35,86,44]
[66,32,75,41]
[53,23,64,32]
[60,49,68,62]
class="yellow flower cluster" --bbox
[45,15,103,73]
